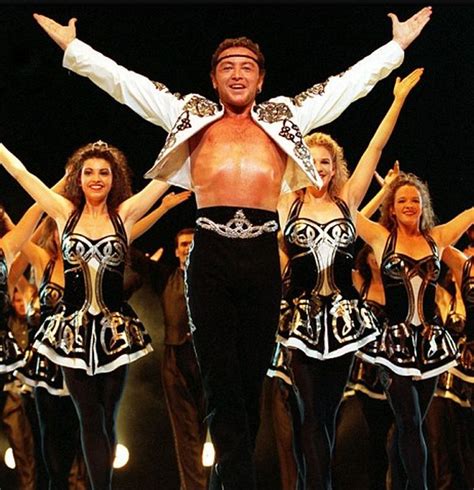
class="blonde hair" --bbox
[304,132,349,198]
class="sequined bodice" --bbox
[62,233,127,267]
[381,231,440,326]
[283,195,356,297]
[61,210,128,315]
[461,256,474,334]
[0,248,10,327]
[39,259,64,321]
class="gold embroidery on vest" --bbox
[254,102,293,123]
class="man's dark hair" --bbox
[174,228,195,248]
[211,37,265,75]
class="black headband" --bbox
[216,53,261,66]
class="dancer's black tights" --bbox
[63,365,128,490]
[379,367,437,490]
[291,350,354,490]
[35,387,82,490]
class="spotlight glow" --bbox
[202,441,215,467]
[113,444,129,469]
[4,448,15,469]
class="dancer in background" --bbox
[0,208,44,489]
[145,228,209,490]
[463,224,474,257]
[424,246,474,489]
[15,216,89,490]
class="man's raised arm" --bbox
[290,6,433,136]
[33,13,77,50]
[33,13,182,132]
[389,6,432,50]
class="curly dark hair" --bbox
[379,172,437,232]
[63,141,133,213]
[211,37,265,75]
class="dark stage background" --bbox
[0,2,473,489]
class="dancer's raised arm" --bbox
[0,171,67,265]
[0,144,73,224]
[432,208,474,251]
[359,160,400,218]
[342,68,422,211]
[130,190,192,242]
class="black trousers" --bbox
[270,377,302,490]
[424,396,474,490]
[380,368,437,490]
[186,207,281,490]
[333,392,393,490]
[290,350,354,490]
[35,387,88,490]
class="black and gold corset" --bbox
[283,194,356,298]
[381,231,440,326]
[61,209,128,316]
[461,256,474,341]
[39,259,64,322]
[0,248,10,328]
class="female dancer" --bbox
[0,205,56,489]
[15,216,88,490]
[0,198,62,375]
[273,68,423,488]
[356,172,473,489]
[0,140,170,490]
[424,246,474,489]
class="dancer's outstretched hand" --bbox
[33,13,77,50]
[390,6,432,50]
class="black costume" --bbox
[425,255,474,490]
[276,195,378,357]
[17,259,67,393]
[361,231,458,378]
[368,230,458,490]
[0,248,24,374]
[186,206,281,490]
[17,258,87,490]
[269,194,379,489]
[33,210,152,489]
[34,210,152,374]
